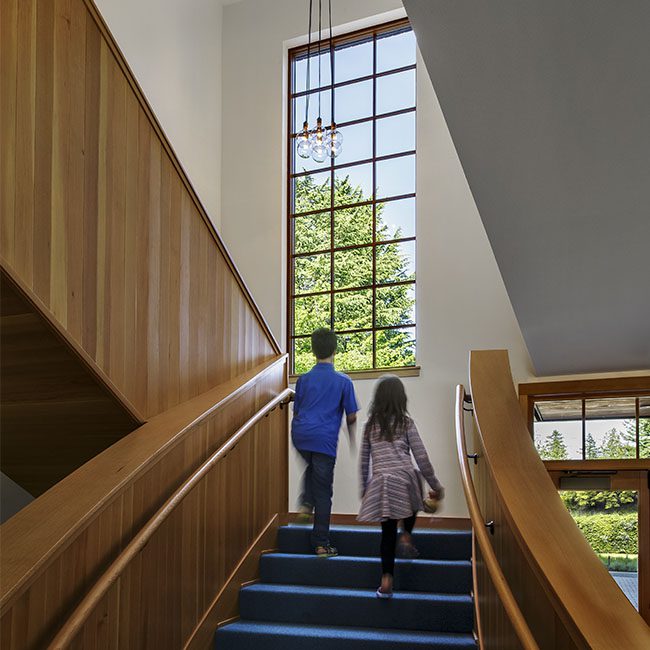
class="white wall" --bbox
[94,0,223,228]
[220,0,533,517]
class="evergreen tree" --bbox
[293,174,415,373]
[641,418,650,459]
[624,417,650,459]
[537,429,568,460]
[599,427,635,459]
[585,432,599,459]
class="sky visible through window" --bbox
[535,419,635,459]
[534,396,649,459]
[289,23,418,374]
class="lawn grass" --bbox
[597,553,638,572]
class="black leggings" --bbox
[380,513,417,576]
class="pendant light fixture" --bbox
[297,0,343,163]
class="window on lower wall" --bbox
[533,395,650,460]
[288,20,417,375]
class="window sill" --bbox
[289,365,421,383]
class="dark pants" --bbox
[298,450,336,548]
[380,512,417,576]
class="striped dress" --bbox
[358,417,440,522]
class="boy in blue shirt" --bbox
[292,328,359,557]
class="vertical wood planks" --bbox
[49,0,71,326]
[14,0,37,287]
[1,0,17,263]
[2,0,278,422]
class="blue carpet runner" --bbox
[215,525,477,649]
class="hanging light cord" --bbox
[305,0,313,129]
[317,0,322,122]
[329,0,334,129]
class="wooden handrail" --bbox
[455,385,540,650]
[48,386,294,648]
[0,355,287,612]
[469,350,650,648]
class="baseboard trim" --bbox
[184,513,280,650]
[281,512,471,530]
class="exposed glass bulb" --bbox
[330,128,343,145]
[309,129,325,145]
[328,129,343,158]
[311,141,328,163]
[297,135,312,159]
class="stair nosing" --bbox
[241,582,473,602]
[218,619,477,641]
[262,552,472,566]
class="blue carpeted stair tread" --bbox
[260,552,472,593]
[215,524,477,648]
[278,524,472,560]
[239,583,473,633]
[215,620,477,649]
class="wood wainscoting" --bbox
[0,358,288,650]
[0,0,279,421]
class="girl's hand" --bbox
[429,486,445,501]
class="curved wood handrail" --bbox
[48,386,295,648]
[0,355,287,612]
[469,350,650,649]
[455,385,540,650]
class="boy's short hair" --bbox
[311,328,337,359]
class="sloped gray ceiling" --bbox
[404,0,650,374]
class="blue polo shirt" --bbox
[292,362,359,457]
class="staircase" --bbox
[216,524,477,649]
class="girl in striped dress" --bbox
[358,375,444,598]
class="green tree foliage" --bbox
[293,174,415,373]
[572,512,638,554]
[599,427,635,459]
[561,490,636,512]
[536,429,568,460]
[642,418,650,458]
[536,427,638,513]
[625,417,650,458]
[585,432,599,459]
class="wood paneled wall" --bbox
[0,271,141,496]
[0,0,278,421]
[0,358,288,650]
[470,423,581,649]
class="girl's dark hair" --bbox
[366,375,409,442]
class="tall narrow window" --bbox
[288,20,417,375]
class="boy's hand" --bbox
[346,413,357,451]
[349,431,357,454]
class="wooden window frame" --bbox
[519,376,650,461]
[287,18,418,377]
[519,376,650,624]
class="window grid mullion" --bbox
[289,21,416,373]
[291,192,415,219]
[371,30,378,370]
[292,236,416,261]
[290,106,416,141]
[290,63,417,100]
[291,148,416,180]
[634,397,641,458]
[292,279,415,300]
[292,322,416,339]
